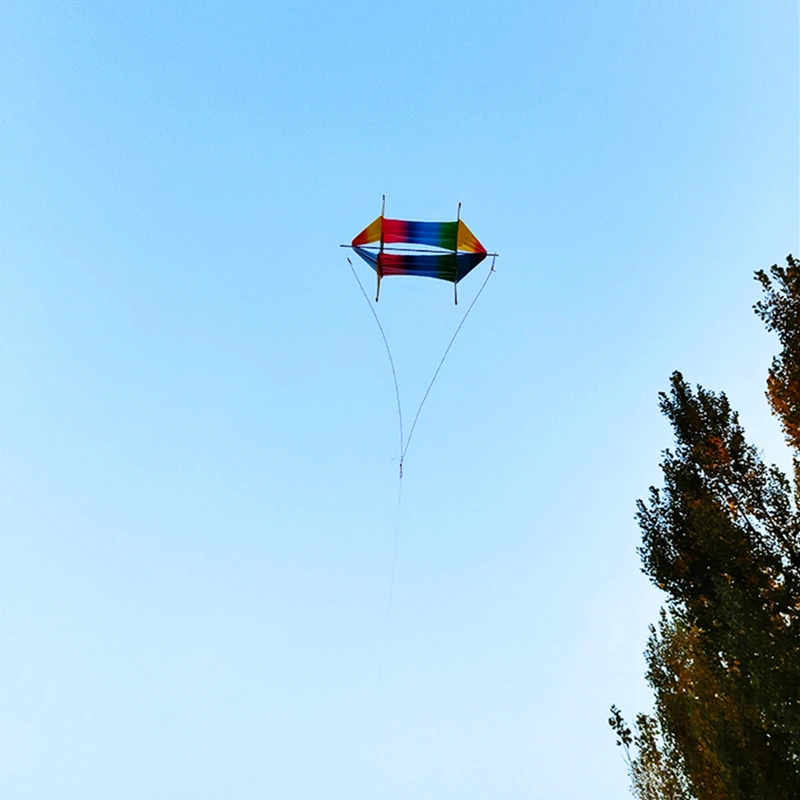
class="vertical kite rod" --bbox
[376,194,385,302]
[453,202,461,305]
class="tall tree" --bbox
[756,255,800,489]
[612,256,800,800]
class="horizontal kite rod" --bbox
[340,244,499,256]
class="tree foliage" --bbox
[612,256,800,799]
[756,255,800,486]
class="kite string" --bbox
[347,254,496,475]
[344,254,494,797]
[401,255,496,465]
[348,257,404,468]
[346,473,403,799]
[372,472,402,722]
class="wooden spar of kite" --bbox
[342,196,495,304]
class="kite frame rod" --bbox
[454,202,461,305]
[339,244,500,257]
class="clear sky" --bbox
[1,2,798,798]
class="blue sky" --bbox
[1,2,798,798]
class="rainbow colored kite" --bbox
[346,198,492,303]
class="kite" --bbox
[342,198,497,477]
[344,197,493,304]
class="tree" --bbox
[612,256,800,800]
[756,255,800,489]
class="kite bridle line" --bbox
[400,254,496,469]
[346,253,497,478]
[347,257,403,471]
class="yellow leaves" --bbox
[697,435,731,471]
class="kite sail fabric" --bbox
[351,246,487,282]
[350,216,488,284]
[352,218,485,253]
